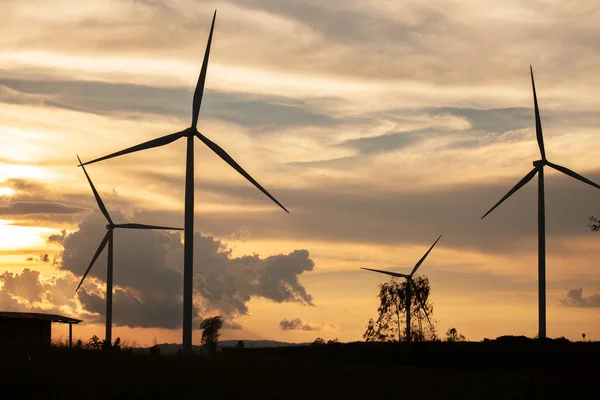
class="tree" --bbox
[199,316,223,353]
[363,276,437,342]
[311,337,326,345]
[445,327,466,342]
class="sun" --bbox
[0,219,56,250]
[0,187,15,197]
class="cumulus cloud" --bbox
[562,288,600,308]
[52,210,313,328]
[47,229,68,245]
[279,318,321,331]
[0,268,78,316]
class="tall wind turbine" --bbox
[75,156,183,346]
[481,66,600,339]
[80,11,288,353]
[361,235,442,342]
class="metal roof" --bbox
[0,311,82,324]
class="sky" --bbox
[1,0,600,346]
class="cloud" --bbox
[134,168,600,256]
[47,229,68,245]
[562,288,600,308]
[25,254,49,263]
[0,79,338,130]
[0,201,87,216]
[0,268,78,315]
[54,210,314,328]
[279,318,321,331]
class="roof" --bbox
[0,311,82,324]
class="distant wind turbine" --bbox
[75,155,182,346]
[361,235,442,342]
[79,11,288,353]
[481,66,600,339]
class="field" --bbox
[2,337,599,399]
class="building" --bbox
[0,311,82,348]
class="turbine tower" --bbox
[80,11,288,353]
[481,66,600,339]
[75,155,183,346]
[361,235,442,342]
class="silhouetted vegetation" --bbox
[364,276,437,342]
[1,336,599,399]
[199,315,223,354]
[446,327,467,342]
[311,337,326,345]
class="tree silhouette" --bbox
[445,327,466,342]
[363,276,436,342]
[312,337,326,345]
[199,316,223,353]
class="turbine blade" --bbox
[547,162,600,190]
[410,235,442,276]
[81,130,186,166]
[75,231,109,293]
[77,155,112,225]
[530,66,546,160]
[360,267,409,278]
[192,10,217,129]
[114,223,184,230]
[411,279,432,329]
[481,167,538,219]
[195,132,289,213]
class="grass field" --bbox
[2,338,598,399]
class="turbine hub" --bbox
[106,224,113,230]
[185,127,197,137]
[533,159,546,168]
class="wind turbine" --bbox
[79,11,288,353]
[75,155,183,346]
[361,235,442,342]
[481,66,600,339]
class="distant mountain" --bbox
[132,340,310,355]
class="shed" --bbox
[0,311,82,348]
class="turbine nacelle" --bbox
[533,159,546,168]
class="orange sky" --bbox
[2,0,600,347]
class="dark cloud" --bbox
[562,288,600,308]
[55,211,314,328]
[48,229,68,245]
[279,317,321,331]
[0,78,338,130]
[340,129,429,155]
[134,168,600,256]
[24,254,49,263]
[0,201,87,216]
[430,107,532,133]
